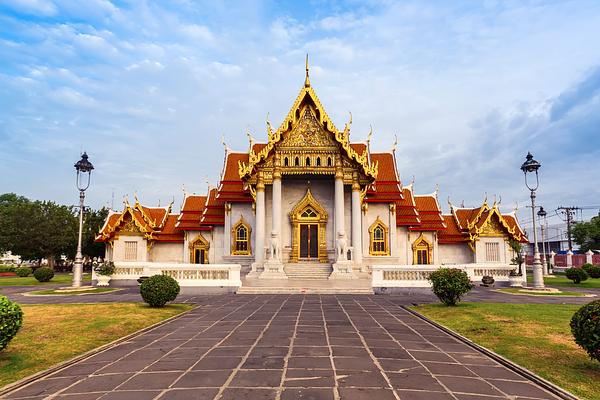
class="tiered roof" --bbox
[200,188,225,227]
[175,194,208,231]
[96,199,183,243]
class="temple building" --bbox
[96,63,527,281]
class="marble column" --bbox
[223,203,231,256]
[351,182,362,264]
[335,170,345,241]
[272,172,282,241]
[254,180,266,264]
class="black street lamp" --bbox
[73,152,94,287]
[520,152,544,289]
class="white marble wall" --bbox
[111,235,147,262]
[474,236,508,264]
[438,243,474,264]
[150,242,183,263]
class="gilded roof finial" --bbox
[391,134,398,152]
[221,134,230,154]
[366,125,373,146]
[434,183,439,198]
[304,53,310,87]
[182,184,187,198]
[246,126,254,150]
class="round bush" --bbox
[0,295,23,352]
[570,300,600,362]
[15,267,32,277]
[581,263,594,274]
[427,268,474,306]
[140,275,180,308]
[33,267,54,282]
[587,265,600,279]
[565,267,588,284]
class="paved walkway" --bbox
[3,295,564,400]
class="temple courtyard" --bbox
[1,286,598,400]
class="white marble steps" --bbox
[236,287,374,294]
[284,263,332,279]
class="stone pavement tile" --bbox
[292,346,330,357]
[5,377,80,399]
[408,350,456,363]
[172,370,231,388]
[248,346,289,357]
[116,372,181,390]
[330,346,369,357]
[191,356,243,370]
[95,359,150,373]
[435,376,504,397]
[377,358,424,373]
[55,393,103,399]
[241,356,286,369]
[454,394,505,400]
[144,358,198,372]
[206,346,249,356]
[229,369,283,387]
[435,343,479,353]
[370,347,411,359]
[98,390,162,400]
[336,370,389,388]
[281,388,335,400]
[395,389,455,400]
[166,347,210,359]
[287,357,332,369]
[468,365,529,381]
[338,388,397,400]
[62,374,135,394]
[51,362,110,378]
[284,369,335,387]
[221,337,256,346]
[219,388,278,400]
[328,337,363,346]
[156,388,218,399]
[295,338,329,346]
[487,378,556,398]
[400,341,439,351]
[387,372,445,391]
[423,362,477,377]
[332,356,378,371]
[180,338,221,347]
[450,353,499,366]
[363,339,398,348]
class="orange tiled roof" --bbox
[176,195,207,230]
[366,153,404,202]
[200,188,225,226]
[154,214,184,242]
[396,187,421,226]
[438,214,469,244]
[411,195,446,231]
[217,152,253,203]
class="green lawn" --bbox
[414,303,600,400]
[0,273,91,286]
[0,303,193,388]
[530,273,600,289]
[497,288,588,296]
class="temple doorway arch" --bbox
[289,189,328,262]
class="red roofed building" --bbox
[97,64,527,281]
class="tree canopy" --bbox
[0,193,106,268]
[573,215,600,253]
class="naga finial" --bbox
[391,134,398,152]
[246,127,254,149]
[367,125,373,146]
[221,134,230,153]
[304,53,310,87]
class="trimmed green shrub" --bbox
[15,267,32,277]
[587,265,600,279]
[582,263,594,274]
[140,275,180,308]
[0,265,16,273]
[570,300,600,362]
[0,295,23,352]
[427,268,474,306]
[565,267,588,284]
[33,267,54,282]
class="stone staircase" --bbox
[284,263,332,280]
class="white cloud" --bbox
[3,0,57,16]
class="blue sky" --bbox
[1,0,599,227]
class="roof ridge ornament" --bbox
[304,53,310,87]
[391,134,398,152]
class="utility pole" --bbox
[557,206,579,251]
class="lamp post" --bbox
[520,152,544,289]
[537,206,548,276]
[73,152,94,287]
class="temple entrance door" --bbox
[299,224,319,259]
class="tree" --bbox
[0,193,77,268]
[572,215,600,253]
[509,239,525,274]
[82,207,108,261]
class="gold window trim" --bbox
[369,217,389,256]
[189,234,210,264]
[289,189,328,263]
[231,216,252,256]
[412,233,432,265]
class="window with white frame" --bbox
[485,242,500,262]
[124,241,138,261]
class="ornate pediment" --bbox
[479,215,507,237]
[278,107,338,149]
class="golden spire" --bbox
[304,54,310,87]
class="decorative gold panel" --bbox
[289,189,328,263]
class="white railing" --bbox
[96,262,242,287]
[372,264,514,288]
